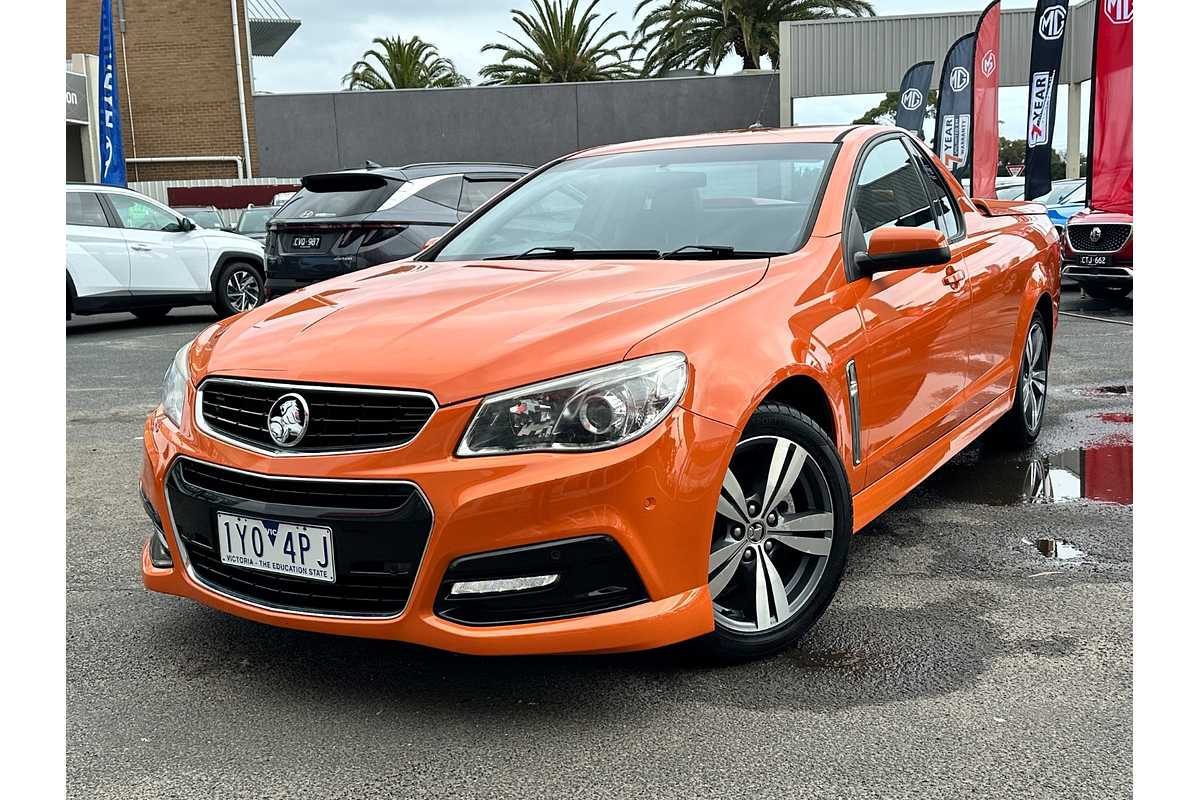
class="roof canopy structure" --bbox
[778,0,1098,176]
[246,0,300,56]
[779,0,1095,103]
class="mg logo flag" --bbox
[895,61,934,137]
[935,33,976,180]
[1088,0,1134,214]
[1105,0,1133,25]
[98,0,126,186]
[1024,0,1069,199]
[950,67,971,92]
[1039,4,1067,39]
[971,0,1001,199]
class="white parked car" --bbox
[66,184,266,321]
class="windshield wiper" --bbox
[661,244,784,260]
[486,246,662,260]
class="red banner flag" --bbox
[971,1,1002,198]
[1087,0,1133,215]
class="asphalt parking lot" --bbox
[66,288,1132,800]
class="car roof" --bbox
[571,125,863,159]
[66,182,147,196]
[316,162,532,181]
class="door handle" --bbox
[130,244,151,252]
[941,268,966,288]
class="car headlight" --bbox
[457,353,688,456]
[160,342,192,427]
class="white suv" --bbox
[67,184,266,321]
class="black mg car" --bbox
[264,162,531,300]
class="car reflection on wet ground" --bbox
[925,434,1132,507]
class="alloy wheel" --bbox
[226,268,261,312]
[1021,320,1049,433]
[709,435,836,633]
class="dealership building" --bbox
[65,0,299,182]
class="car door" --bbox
[904,141,1007,426]
[846,136,973,484]
[104,193,211,295]
[66,190,130,299]
[912,145,1026,421]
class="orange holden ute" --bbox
[140,126,1059,660]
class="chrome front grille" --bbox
[197,377,436,455]
[1067,223,1131,253]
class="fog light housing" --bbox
[450,574,558,595]
[141,489,174,569]
[148,529,174,569]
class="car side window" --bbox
[416,176,463,210]
[909,146,963,241]
[851,139,937,242]
[66,192,109,227]
[459,180,512,213]
[107,194,180,231]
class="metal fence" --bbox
[129,177,299,226]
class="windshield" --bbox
[432,143,837,261]
[238,207,277,233]
[1031,180,1085,205]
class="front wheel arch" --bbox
[209,251,265,295]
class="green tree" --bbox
[479,0,637,85]
[997,136,1067,179]
[343,36,469,90]
[633,0,875,76]
[854,89,938,127]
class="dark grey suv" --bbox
[264,162,530,300]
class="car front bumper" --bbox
[140,394,734,655]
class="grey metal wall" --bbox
[779,0,1095,104]
[255,73,780,177]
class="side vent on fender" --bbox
[846,360,862,465]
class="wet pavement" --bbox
[66,294,1132,800]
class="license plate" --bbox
[216,512,336,583]
[291,235,322,249]
[1079,254,1111,267]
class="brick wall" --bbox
[66,0,259,181]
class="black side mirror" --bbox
[171,217,196,233]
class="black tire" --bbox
[695,402,853,662]
[213,261,264,318]
[1081,283,1131,301]
[131,306,172,321]
[66,276,75,321]
[993,310,1050,448]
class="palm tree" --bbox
[343,36,469,90]
[479,0,637,85]
[634,0,875,75]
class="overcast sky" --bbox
[251,0,1084,150]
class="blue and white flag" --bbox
[98,0,126,186]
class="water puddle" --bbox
[923,441,1132,507]
[1026,537,1088,560]
[1074,384,1132,397]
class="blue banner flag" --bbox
[98,0,126,186]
